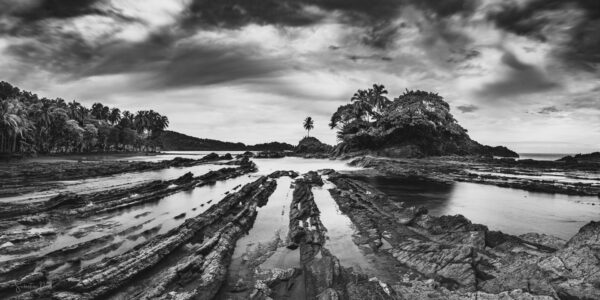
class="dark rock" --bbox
[220,153,233,160]
[303,171,324,186]
[268,170,299,179]
[481,145,519,158]
[45,193,86,210]
[518,233,566,250]
[296,137,333,154]
[20,177,279,299]
[537,221,600,299]
[200,152,219,161]
[17,214,49,226]
[327,176,600,298]
[238,151,254,158]
[173,172,194,185]
[255,151,285,158]
[319,169,335,175]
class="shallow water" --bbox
[3,152,599,265]
[312,179,375,272]
[354,176,600,239]
[518,153,571,161]
[0,174,257,263]
[0,163,223,204]
[232,176,294,261]
[0,155,360,266]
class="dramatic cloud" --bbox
[0,0,598,152]
[487,0,600,70]
[475,51,559,99]
[538,106,560,114]
[456,104,479,113]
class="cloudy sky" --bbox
[0,0,599,153]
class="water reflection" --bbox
[312,179,375,273]
[353,176,600,239]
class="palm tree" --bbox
[30,101,52,152]
[351,100,371,122]
[303,116,314,137]
[146,111,169,138]
[0,99,31,153]
[108,108,121,125]
[134,110,150,135]
[68,101,88,125]
[351,89,373,121]
[91,103,104,120]
[369,84,390,113]
[122,110,134,124]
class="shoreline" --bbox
[0,155,598,299]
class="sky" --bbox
[0,0,599,153]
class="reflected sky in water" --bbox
[354,176,600,239]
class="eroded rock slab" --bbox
[327,173,600,299]
[4,176,277,300]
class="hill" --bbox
[154,131,294,151]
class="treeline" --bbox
[0,81,168,154]
[155,130,294,151]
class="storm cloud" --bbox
[0,0,598,152]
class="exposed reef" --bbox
[0,153,231,197]
[1,175,277,299]
[327,172,600,299]
[347,156,600,197]
[1,156,598,299]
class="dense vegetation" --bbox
[559,152,600,163]
[330,84,518,157]
[155,130,294,151]
[0,81,168,155]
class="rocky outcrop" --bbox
[537,221,600,299]
[236,151,254,158]
[346,155,600,197]
[329,91,519,159]
[0,153,229,197]
[482,145,519,158]
[0,163,257,222]
[5,177,277,300]
[287,175,394,299]
[0,165,259,294]
[295,137,332,155]
[287,178,326,252]
[268,170,299,179]
[327,173,600,299]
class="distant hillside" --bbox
[247,142,295,151]
[154,131,293,151]
[558,152,600,163]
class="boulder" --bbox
[303,171,324,186]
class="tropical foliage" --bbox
[330,84,482,156]
[303,116,314,137]
[0,81,169,154]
